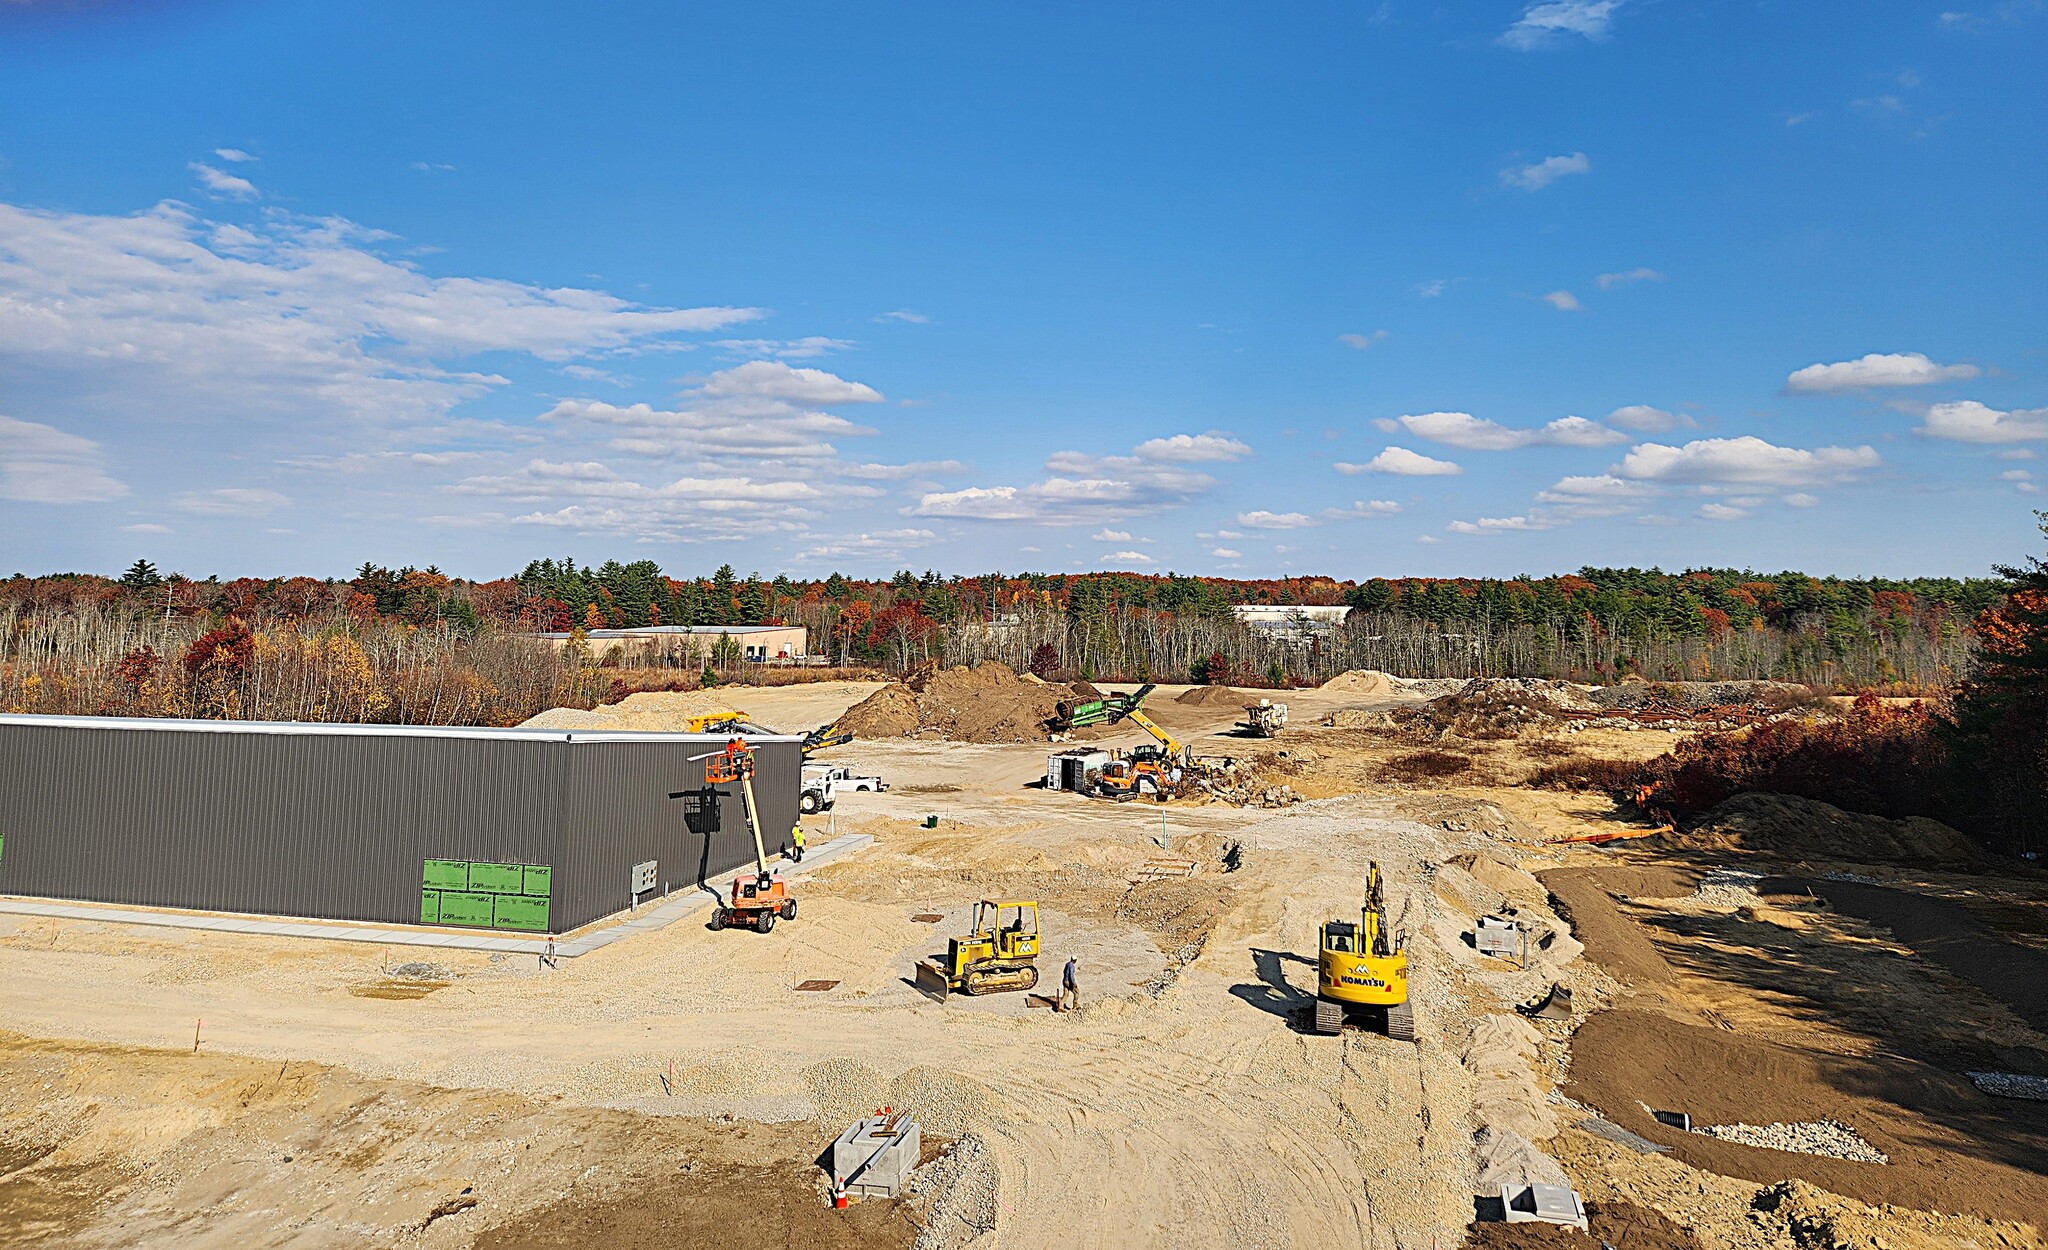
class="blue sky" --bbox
[0,0,2042,581]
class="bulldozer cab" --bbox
[975,900,1039,961]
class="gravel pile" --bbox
[906,1132,1000,1250]
[1687,868,1764,910]
[1695,1118,1889,1163]
[1968,1071,2048,1101]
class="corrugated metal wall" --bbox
[0,718,798,933]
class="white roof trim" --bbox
[0,714,800,744]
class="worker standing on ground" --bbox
[1059,955,1080,1013]
[790,820,806,863]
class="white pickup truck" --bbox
[801,763,887,813]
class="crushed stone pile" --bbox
[1695,1118,1889,1164]
[1591,679,1813,711]
[1389,678,1592,740]
[906,1133,1000,1250]
[1968,1072,2048,1102]
[1669,792,1987,867]
[834,662,1066,743]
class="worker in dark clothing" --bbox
[1058,956,1080,1012]
[790,821,806,862]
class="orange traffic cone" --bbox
[833,1178,848,1210]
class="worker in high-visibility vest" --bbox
[791,821,806,863]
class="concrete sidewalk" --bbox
[0,833,874,959]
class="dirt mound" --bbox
[1322,670,1399,696]
[1539,868,1685,987]
[834,662,1065,743]
[1669,792,1988,867]
[1394,680,1583,740]
[1174,684,1253,707]
[1591,679,1814,711]
[1566,1009,2048,1225]
[1067,680,1105,701]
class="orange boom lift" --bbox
[697,737,797,934]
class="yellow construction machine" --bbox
[913,900,1041,1000]
[1313,862,1415,1041]
[680,710,754,734]
[1091,707,1191,800]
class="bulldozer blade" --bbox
[913,960,953,1003]
[1519,983,1573,1021]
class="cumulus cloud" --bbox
[0,415,129,503]
[1322,500,1402,520]
[1236,510,1315,530]
[1534,474,1657,517]
[1596,267,1664,289]
[173,487,290,516]
[1784,352,1980,393]
[698,360,881,406]
[1605,404,1687,432]
[1338,446,1463,476]
[1616,436,1881,486]
[1698,502,1749,521]
[0,199,763,437]
[1091,529,1133,542]
[123,522,172,533]
[1783,493,1820,507]
[1500,0,1623,49]
[1447,515,1554,535]
[1915,400,2048,443]
[213,148,257,163]
[842,459,964,480]
[1210,547,1242,559]
[1396,411,1625,451]
[1131,432,1251,463]
[1100,550,1156,565]
[189,163,257,198]
[875,309,930,324]
[1500,152,1591,190]
[1543,290,1582,311]
[1337,330,1390,350]
[794,528,936,561]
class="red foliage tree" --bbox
[183,619,255,677]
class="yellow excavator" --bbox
[680,710,754,734]
[914,900,1041,1000]
[1313,862,1415,1041]
[1091,707,1191,800]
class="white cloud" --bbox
[1236,510,1315,530]
[1412,279,1449,298]
[1616,436,1882,486]
[1210,547,1242,559]
[1999,448,2038,461]
[1786,111,1819,126]
[842,459,964,480]
[1543,290,1582,311]
[1215,529,1242,539]
[698,360,881,406]
[1322,500,1402,520]
[1397,411,1625,450]
[1499,152,1591,190]
[1783,493,1820,507]
[559,364,624,385]
[1784,352,1980,393]
[1131,432,1251,463]
[710,336,853,360]
[122,522,173,533]
[1447,515,1554,535]
[0,415,129,504]
[1091,528,1133,542]
[1916,400,2048,443]
[1337,330,1390,350]
[1605,404,1686,432]
[1102,550,1155,564]
[213,148,256,163]
[2000,469,2032,481]
[1500,0,1623,49]
[1596,267,1664,289]
[173,487,289,516]
[188,163,257,199]
[411,162,457,173]
[794,528,936,561]
[0,199,764,438]
[1533,474,1656,517]
[1338,446,1463,477]
[875,309,930,324]
[1698,502,1749,521]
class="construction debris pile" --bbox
[836,662,1070,743]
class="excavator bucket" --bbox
[913,960,953,1003]
[1519,983,1574,1021]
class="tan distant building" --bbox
[534,624,808,663]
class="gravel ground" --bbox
[1695,1118,1889,1164]
[1967,1071,2048,1101]
[1687,868,1766,910]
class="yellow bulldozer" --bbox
[914,900,1041,1001]
[1313,862,1415,1041]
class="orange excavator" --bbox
[697,737,796,934]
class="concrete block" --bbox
[1499,1183,1588,1231]
[833,1113,921,1199]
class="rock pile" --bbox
[1695,1118,1889,1164]
[835,662,1068,743]
[1591,679,1814,711]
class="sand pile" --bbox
[1669,792,1987,867]
[834,662,1066,743]
[1175,684,1254,707]
[1322,670,1463,698]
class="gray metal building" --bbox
[0,715,801,934]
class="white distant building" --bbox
[1231,605,1352,647]
[534,624,808,663]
